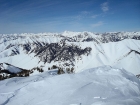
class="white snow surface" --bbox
[0,63,21,73]
[0,66,140,105]
[74,39,140,75]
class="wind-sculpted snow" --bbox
[0,66,140,105]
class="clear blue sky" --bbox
[0,0,140,33]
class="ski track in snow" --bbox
[1,84,29,105]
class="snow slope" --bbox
[0,66,140,105]
[0,63,21,73]
[74,39,140,75]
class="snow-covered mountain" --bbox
[0,31,140,105]
[0,31,140,77]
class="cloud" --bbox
[73,11,101,20]
[91,14,99,18]
[101,2,109,12]
[72,11,91,20]
[80,11,90,15]
[91,21,104,28]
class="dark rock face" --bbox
[0,63,44,80]
[136,74,140,79]
[29,42,92,65]
[1,37,92,66]
[98,33,140,43]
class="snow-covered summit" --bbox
[0,66,140,105]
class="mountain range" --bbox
[0,31,140,78]
[0,31,140,105]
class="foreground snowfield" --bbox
[0,66,140,105]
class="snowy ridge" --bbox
[0,66,140,105]
[0,31,140,76]
[0,31,140,44]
